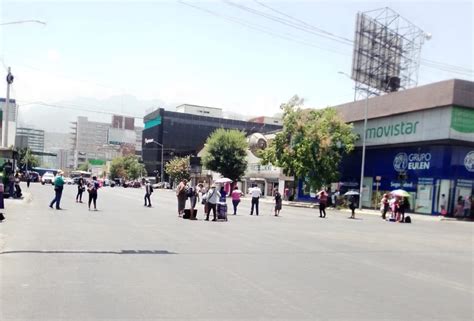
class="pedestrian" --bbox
[231,185,243,215]
[176,179,188,217]
[331,190,338,207]
[380,193,389,219]
[274,188,282,216]
[187,183,198,220]
[463,195,471,218]
[14,173,22,198]
[205,184,220,221]
[393,197,402,221]
[348,195,356,219]
[49,170,65,210]
[317,189,328,218]
[144,179,153,207]
[87,176,100,211]
[454,196,464,217]
[400,197,410,222]
[26,171,31,188]
[8,173,14,198]
[439,193,447,215]
[249,185,261,216]
[76,174,85,203]
[0,182,5,222]
[284,187,289,201]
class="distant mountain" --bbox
[19,95,166,133]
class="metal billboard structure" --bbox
[351,7,428,97]
[350,7,428,209]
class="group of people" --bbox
[49,171,100,211]
[380,193,410,222]
[175,179,284,221]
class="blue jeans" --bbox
[50,187,63,209]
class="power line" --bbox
[178,1,350,56]
[17,100,145,119]
[223,0,353,46]
[243,1,472,76]
[253,0,354,44]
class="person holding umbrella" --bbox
[344,190,359,219]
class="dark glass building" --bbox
[142,108,282,178]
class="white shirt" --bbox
[249,187,262,198]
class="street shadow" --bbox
[0,249,177,255]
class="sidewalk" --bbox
[253,196,449,222]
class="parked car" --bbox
[153,182,171,189]
[41,172,55,185]
[64,177,74,185]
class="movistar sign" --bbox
[366,121,419,139]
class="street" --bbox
[0,183,473,321]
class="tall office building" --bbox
[15,128,45,153]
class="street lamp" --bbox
[145,138,164,183]
[338,71,370,209]
[0,20,46,26]
[2,19,46,147]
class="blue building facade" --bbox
[297,80,474,215]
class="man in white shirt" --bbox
[249,185,262,216]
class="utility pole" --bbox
[3,67,14,147]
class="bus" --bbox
[70,170,92,178]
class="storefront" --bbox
[297,79,474,215]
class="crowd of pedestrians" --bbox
[49,172,101,211]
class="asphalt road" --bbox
[0,183,473,321]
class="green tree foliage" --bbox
[109,155,145,180]
[18,147,40,169]
[165,156,190,183]
[260,95,357,191]
[77,163,89,172]
[202,129,248,182]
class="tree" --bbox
[260,95,357,192]
[202,129,248,182]
[77,163,89,172]
[165,156,190,183]
[109,155,145,180]
[18,147,40,170]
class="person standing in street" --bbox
[49,170,65,210]
[348,195,357,219]
[26,171,31,188]
[0,182,5,222]
[87,176,100,211]
[176,179,188,217]
[231,185,243,215]
[144,179,153,207]
[249,185,261,216]
[274,188,282,216]
[205,184,220,221]
[318,189,328,218]
[381,193,390,220]
[76,174,85,203]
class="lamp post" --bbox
[145,139,164,183]
[2,19,45,147]
[338,71,370,209]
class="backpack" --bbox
[186,186,194,198]
[404,216,412,223]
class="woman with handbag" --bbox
[76,174,85,203]
[87,176,100,211]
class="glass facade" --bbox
[142,108,282,178]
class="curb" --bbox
[4,192,33,205]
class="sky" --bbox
[0,0,472,132]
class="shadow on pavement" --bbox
[0,249,176,255]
